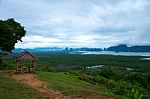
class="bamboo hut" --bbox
[15,51,36,73]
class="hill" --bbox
[106,44,150,52]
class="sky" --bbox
[0,0,150,48]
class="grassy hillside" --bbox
[36,71,118,98]
[0,75,38,99]
[1,51,150,98]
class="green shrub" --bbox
[92,76,107,84]
[130,88,143,99]
[114,80,132,95]
[100,67,117,79]
[105,80,116,90]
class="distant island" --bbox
[106,44,150,52]
[13,44,150,52]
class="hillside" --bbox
[1,52,150,99]
[0,70,115,99]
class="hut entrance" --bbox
[15,51,36,73]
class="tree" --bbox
[0,18,26,63]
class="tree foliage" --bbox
[0,18,26,52]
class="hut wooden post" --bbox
[16,60,18,73]
[16,59,22,73]
[32,60,34,68]
[30,60,35,73]
[33,60,36,68]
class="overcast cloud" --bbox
[0,0,150,48]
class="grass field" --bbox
[0,75,38,99]
[36,71,118,98]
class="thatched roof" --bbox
[15,51,36,61]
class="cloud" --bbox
[15,35,62,48]
[1,0,150,48]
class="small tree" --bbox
[0,18,26,64]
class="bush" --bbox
[92,76,107,84]
[105,80,116,90]
[100,67,117,79]
[78,67,150,98]
[130,88,143,99]
[114,80,132,95]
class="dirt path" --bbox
[0,70,115,99]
